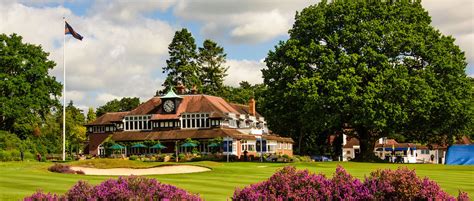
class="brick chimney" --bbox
[176,83,186,94]
[248,98,256,116]
[191,85,197,94]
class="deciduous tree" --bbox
[96,97,140,117]
[0,34,62,139]
[263,1,472,161]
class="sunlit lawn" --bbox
[0,159,473,200]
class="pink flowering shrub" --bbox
[233,166,333,200]
[233,166,469,201]
[24,176,201,201]
[24,191,64,201]
[48,164,83,174]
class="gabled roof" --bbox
[91,94,262,123]
[151,95,240,120]
[85,112,128,126]
[229,103,261,118]
[343,137,360,148]
[128,97,161,115]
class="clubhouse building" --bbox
[85,87,294,158]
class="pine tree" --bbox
[86,107,96,123]
[162,28,199,93]
[198,39,228,95]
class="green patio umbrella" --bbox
[151,144,167,149]
[181,142,198,147]
[131,143,147,148]
[208,143,220,147]
[109,144,125,150]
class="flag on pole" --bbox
[65,21,83,40]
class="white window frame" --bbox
[181,113,210,129]
[124,115,152,131]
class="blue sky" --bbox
[1,0,472,111]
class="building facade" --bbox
[85,89,293,158]
[340,134,469,164]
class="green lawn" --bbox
[0,160,473,200]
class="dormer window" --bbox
[124,115,152,131]
[181,113,210,129]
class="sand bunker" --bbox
[70,165,210,176]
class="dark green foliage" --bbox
[86,107,96,123]
[95,97,140,117]
[221,82,266,112]
[198,39,229,95]
[65,101,86,155]
[162,28,200,92]
[263,1,472,160]
[0,34,62,139]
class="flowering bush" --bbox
[233,166,469,201]
[25,176,201,200]
[48,164,83,174]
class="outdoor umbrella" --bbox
[181,142,198,147]
[131,143,147,155]
[151,144,167,149]
[181,142,198,153]
[131,143,147,148]
[109,144,125,150]
[208,143,220,147]
[151,143,167,154]
[109,144,125,157]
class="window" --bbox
[248,144,255,151]
[124,115,152,131]
[228,120,237,128]
[421,150,430,155]
[223,141,232,152]
[181,113,210,129]
[241,140,256,152]
[288,144,292,150]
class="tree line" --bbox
[1,1,473,161]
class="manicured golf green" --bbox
[0,160,472,200]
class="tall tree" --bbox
[198,39,229,95]
[263,1,472,161]
[0,34,62,139]
[96,97,140,117]
[64,101,86,156]
[86,107,96,123]
[162,28,199,93]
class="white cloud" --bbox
[0,2,174,109]
[422,0,473,71]
[95,93,120,106]
[173,0,319,44]
[88,0,176,23]
[225,59,265,86]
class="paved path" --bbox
[70,165,210,175]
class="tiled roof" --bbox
[85,112,128,126]
[128,97,162,115]
[229,103,261,118]
[150,95,240,120]
[343,137,359,148]
[92,95,262,123]
[110,128,293,142]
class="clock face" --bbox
[163,100,175,113]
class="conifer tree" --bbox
[162,28,200,93]
[198,39,229,95]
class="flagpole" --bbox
[62,17,66,161]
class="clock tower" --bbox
[161,89,182,114]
